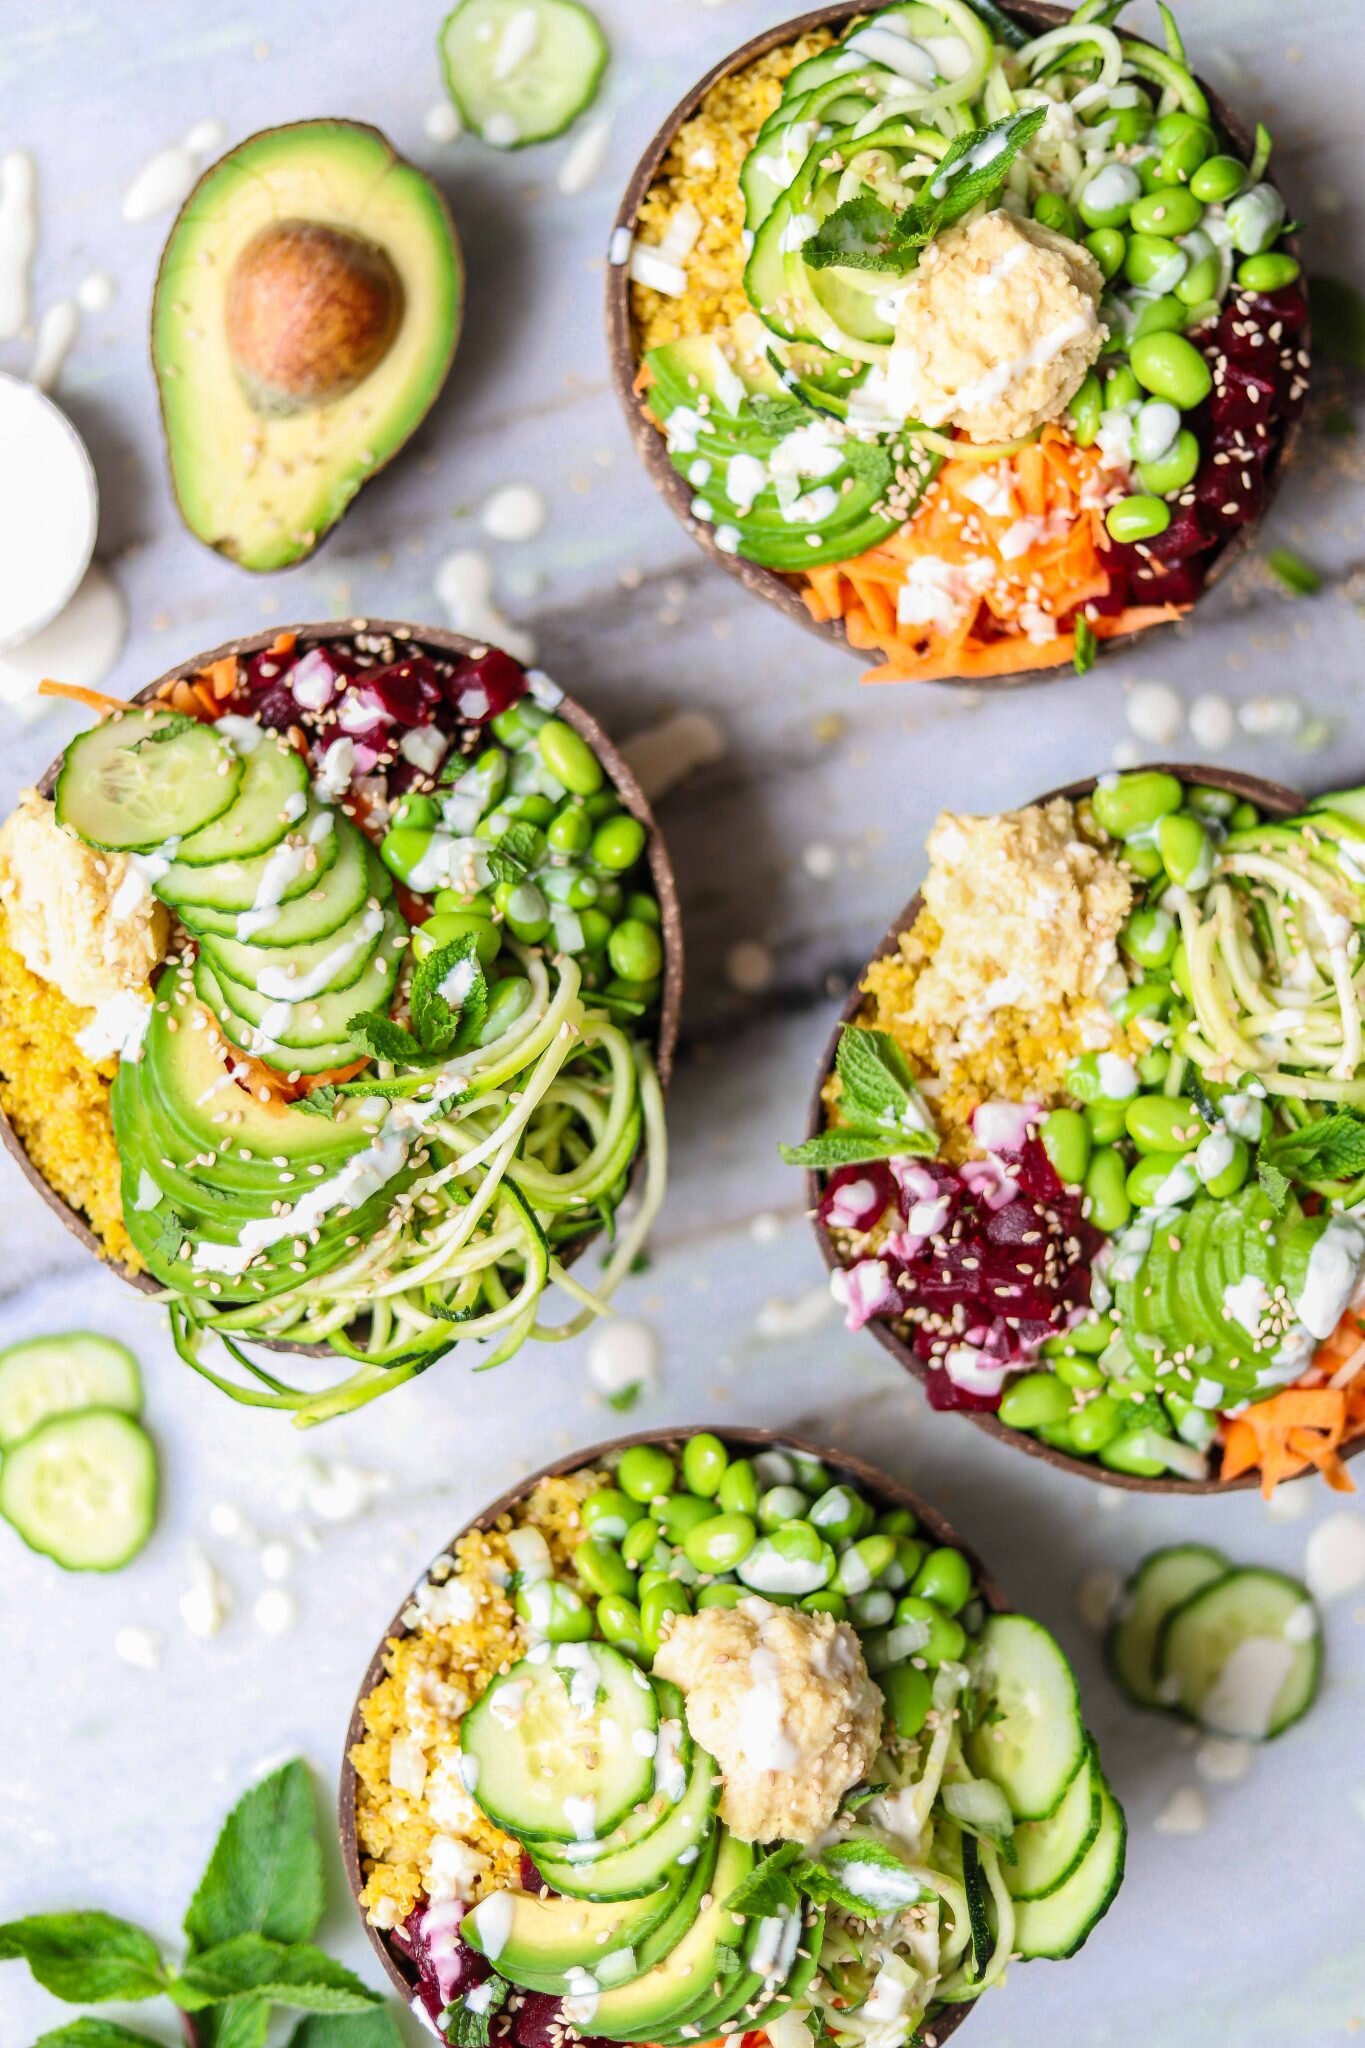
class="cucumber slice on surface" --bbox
[1105,1543,1229,1711]
[0,1333,142,1450]
[171,732,309,866]
[965,1614,1086,1822]
[462,1642,659,1842]
[1155,1568,1322,1740]
[1011,1782,1126,1961]
[1004,1739,1103,1901]
[439,0,607,149]
[0,1408,157,1571]
[55,710,242,851]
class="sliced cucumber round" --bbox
[0,1333,142,1451]
[1105,1543,1229,1711]
[179,818,370,946]
[198,863,392,992]
[1154,1568,1322,1741]
[1012,1781,1126,1961]
[196,964,362,1074]
[55,710,242,851]
[158,803,340,913]
[532,1725,719,1900]
[439,0,607,149]
[1004,1739,1103,1901]
[0,1408,157,1571]
[462,1641,659,1842]
[171,733,309,866]
[965,1614,1086,1822]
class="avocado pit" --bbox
[225,219,403,414]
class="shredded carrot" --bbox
[37,679,131,716]
[1220,1313,1365,1497]
[800,424,1190,685]
[199,1005,370,1104]
[201,655,240,702]
[267,631,297,658]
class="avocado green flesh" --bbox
[586,1834,756,2041]
[153,119,462,572]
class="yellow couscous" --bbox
[0,906,140,1270]
[630,31,834,353]
[351,1468,605,1930]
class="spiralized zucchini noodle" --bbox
[169,947,667,1426]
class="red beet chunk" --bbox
[402,1899,489,2030]
[820,1162,899,1233]
[363,655,445,725]
[1196,456,1267,537]
[1127,558,1208,608]
[447,648,528,723]
[924,1368,1002,1413]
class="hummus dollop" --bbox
[0,790,167,1012]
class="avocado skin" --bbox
[152,120,463,573]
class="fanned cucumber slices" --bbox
[1106,1546,1322,1740]
[56,709,242,850]
[0,1333,157,1572]
[439,0,608,149]
[965,1613,1086,1821]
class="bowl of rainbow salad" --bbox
[343,1426,1125,2047]
[0,624,678,1424]
[785,767,1365,1495]
[608,0,1306,686]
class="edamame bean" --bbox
[1229,800,1259,830]
[621,1515,663,1567]
[478,975,532,1047]
[1121,906,1177,971]
[1237,251,1301,293]
[894,1594,967,1664]
[1157,811,1214,887]
[851,1589,895,1628]
[1123,842,1165,881]
[1155,126,1215,186]
[1138,1048,1171,1086]
[637,1566,672,1600]
[1196,1131,1250,1198]
[1113,982,1172,1027]
[1104,364,1142,411]
[1111,106,1151,146]
[801,1590,848,1619]
[592,814,647,872]
[788,1453,830,1493]
[911,1547,973,1615]
[576,1538,636,1600]
[1092,772,1184,840]
[998,1371,1074,1431]
[1126,1149,1197,1207]
[1190,153,1246,204]
[681,1432,728,1498]
[393,794,441,832]
[738,1524,835,1596]
[1100,1428,1168,1477]
[548,803,593,855]
[1083,1099,1128,1146]
[1139,428,1200,496]
[1130,330,1213,407]
[1130,186,1204,237]
[516,1579,593,1642]
[596,1592,647,1657]
[1052,1347,1107,1391]
[887,1535,926,1587]
[380,826,435,886]
[809,1485,865,1543]
[1084,1146,1133,1232]
[537,719,603,797]
[1067,370,1103,447]
[1124,1094,1201,1154]
[412,910,502,968]
[1040,1108,1092,1187]
[625,891,661,927]
[540,866,599,909]
[834,1535,897,1596]
[609,918,664,984]
[759,1484,810,1530]
[583,1486,646,1541]
[718,1458,760,1516]
[1125,233,1188,292]
[578,908,613,955]
[618,1443,676,1502]
[1078,163,1141,229]
[1133,295,1189,340]
[641,1580,693,1652]
[882,1663,933,1738]
[1034,190,1078,238]
[496,879,551,944]
[1070,1394,1124,1454]
[1070,1311,1118,1355]
[1106,494,1172,543]
[1225,181,1285,256]
[683,1510,757,1575]
[491,701,548,746]
[510,793,557,826]
[1176,252,1221,307]
[875,1507,918,1538]
[696,1582,746,1610]
[1187,785,1236,820]
[1084,228,1127,281]
[651,1492,717,1542]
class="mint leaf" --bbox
[134,713,199,747]
[723,1843,803,1918]
[347,1010,425,1065]
[0,1913,165,2003]
[801,1839,926,1918]
[484,821,543,887]
[1262,1111,1365,1185]
[287,2015,405,2048]
[749,393,815,436]
[409,935,488,1058]
[33,2026,163,2048]
[171,1934,379,2014]
[835,1026,920,1130]
[1256,1156,1290,1212]
[443,1975,511,2048]
[151,1205,192,1262]
[780,1129,934,1169]
[294,1087,341,1118]
[805,195,903,274]
[202,2000,272,2048]
[1073,614,1098,675]
[184,1759,325,1954]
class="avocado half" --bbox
[152,120,463,573]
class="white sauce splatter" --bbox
[480,483,547,543]
[558,114,612,196]
[0,376,99,653]
[1304,1513,1365,1601]
[1125,680,1183,747]
[1153,1785,1209,1835]
[114,1626,163,1671]
[586,1317,660,1401]
[434,549,535,664]
[620,711,727,802]
[179,1544,231,1638]
[122,120,225,223]
[29,299,79,392]
[425,102,462,144]
[77,270,117,313]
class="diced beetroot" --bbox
[363,656,445,725]
[402,1899,488,2029]
[821,1162,898,1234]
[1015,1136,1063,1202]
[1252,282,1309,331]
[1127,558,1207,608]
[288,644,359,714]
[924,1365,1002,1413]
[1196,457,1267,537]
[1148,501,1214,562]
[1211,361,1279,431]
[446,649,528,723]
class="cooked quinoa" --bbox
[630,30,834,354]
[351,1467,606,1930]
[0,905,140,1270]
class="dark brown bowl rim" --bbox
[605,0,1307,691]
[338,1422,1009,2042]
[0,620,683,1359]
[805,761,1365,1493]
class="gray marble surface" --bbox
[2,0,1364,2041]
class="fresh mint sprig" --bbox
[780,1025,938,1169]
[723,1835,924,1922]
[349,933,488,1070]
[1,1762,399,2048]
[804,108,1047,277]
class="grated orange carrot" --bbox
[800,424,1190,684]
[1220,1313,1365,1496]
[37,680,131,716]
